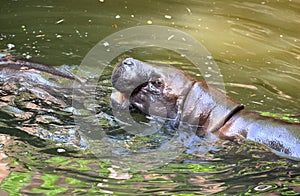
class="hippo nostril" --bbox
[123,58,134,66]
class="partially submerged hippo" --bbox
[111,58,300,159]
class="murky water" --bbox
[0,0,300,195]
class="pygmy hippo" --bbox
[111,58,300,159]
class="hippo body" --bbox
[111,58,300,159]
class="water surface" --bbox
[0,0,300,195]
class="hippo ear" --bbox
[144,80,164,94]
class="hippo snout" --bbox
[111,58,136,87]
[111,58,153,94]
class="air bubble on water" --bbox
[115,15,121,19]
[164,15,172,19]
[103,42,109,47]
[56,19,64,24]
[7,43,15,49]
[186,7,192,14]
[204,73,211,78]
[25,55,32,59]
[167,35,175,40]
[75,29,82,38]
[57,148,66,153]
[36,34,45,38]
[254,184,273,191]
[62,52,73,56]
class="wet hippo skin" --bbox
[111,58,300,159]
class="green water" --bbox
[0,0,300,195]
[1,0,299,112]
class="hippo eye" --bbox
[142,80,164,94]
[152,80,163,88]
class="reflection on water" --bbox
[0,0,300,195]
[1,131,300,195]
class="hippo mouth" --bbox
[110,75,146,110]
[110,90,130,109]
[110,91,126,103]
[110,81,150,112]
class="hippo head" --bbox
[111,58,196,123]
[111,58,243,134]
